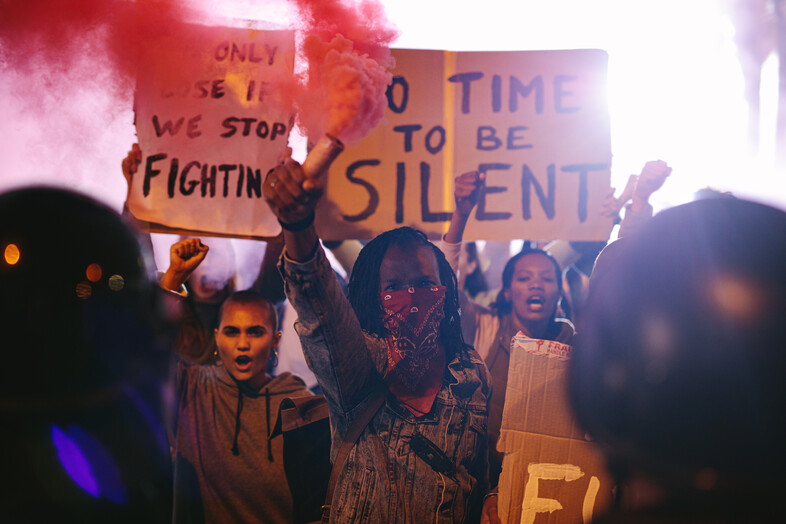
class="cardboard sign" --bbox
[497,334,614,523]
[129,23,295,238]
[317,48,614,241]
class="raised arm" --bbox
[262,158,378,428]
[119,143,156,254]
[156,238,214,364]
[440,170,496,349]
[263,159,321,261]
[160,238,209,293]
[444,170,483,245]
[249,238,286,305]
[618,160,672,238]
[441,170,483,280]
[121,143,142,207]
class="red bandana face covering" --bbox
[380,286,447,396]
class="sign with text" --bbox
[497,334,614,523]
[317,48,614,241]
[130,23,294,238]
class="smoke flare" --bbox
[290,0,399,145]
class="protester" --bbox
[542,160,672,324]
[0,187,172,522]
[439,170,574,523]
[444,161,670,320]
[122,144,287,366]
[570,197,786,522]
[159,238,329,524]
[263,158,490,523]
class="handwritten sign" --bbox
[497,334,613,523]
[317,48,614,241]
[129,23,295,238]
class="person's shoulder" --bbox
[553,318,576,344]
[267,371,313,395]
[177,359,218,379]
[176,364,229,404]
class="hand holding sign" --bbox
[122,144,142,186]
[121,143,143,204]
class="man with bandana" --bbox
[263,158,490,523]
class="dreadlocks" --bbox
[348,227,470,360]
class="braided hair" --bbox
[348,227,470,360]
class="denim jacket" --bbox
[280,246,490,523]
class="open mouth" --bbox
[526,295,545,311]
[235,355,252,371]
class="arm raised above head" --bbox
[160,238,209,293]
[444,170,483,245]
[263,145,379,430]
[278,242,380,434]
[263,159,321,262]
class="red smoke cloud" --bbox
[0,0,397,202]
[0,0,203,203]
[0,0,397,142]
[0,0,195,98]
[289,0,399,144]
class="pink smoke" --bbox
[0,0,195,99]
[0,0,398,145]
[290,0,399,145]
[0,0,397,205]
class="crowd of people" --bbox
[1,143,783,524]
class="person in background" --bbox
[447,161,671,328]
[439,170,574,523]
[542,160,672,325]
[159,238,329,524]
[570,197,786,522]
[0,187,172,522]
[122,144,287,366]
[263,158,490,523]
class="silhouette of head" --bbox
[571,198,786,490]
[0,187,172,522]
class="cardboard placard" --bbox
[318,48,614,241]
[498,334,614,523]
[129,23,295,238]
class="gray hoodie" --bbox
[172,364,313,524]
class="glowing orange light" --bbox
[75,281,92,299]
[709,275,761,322]
[4,244,20,265]
[86,263,102,282]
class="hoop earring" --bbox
[269,348,279,369]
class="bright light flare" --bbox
[707,274,763,322]
[4,244,20,265]
[51,425,100,498]
[86,263,102,282]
